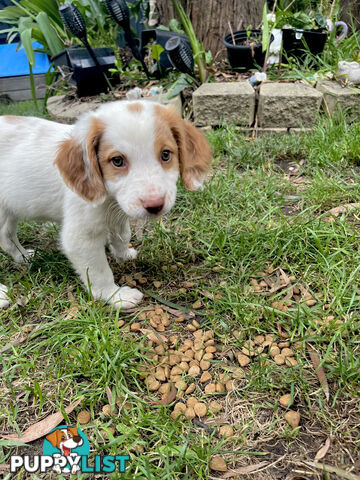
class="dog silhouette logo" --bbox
[43,425,89,475]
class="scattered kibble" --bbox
[210,456,227,472]
[279,394,292,408]
[284,410,301,428]
[219,425,234,438]
[102,404,112,416]
[77,410,91,424]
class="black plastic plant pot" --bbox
[282,28,327,62]
[51,46,116,97]
[223,29,265,71]
[141,29,191,75]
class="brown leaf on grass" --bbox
[277,323,289,339]
[279,268,294,300]
[106,386,113,406]
[0,325,41,354]
[222,461,269,477]
[203,416,228,425]
[307,344,330,402]
[149,385,177,405]
[160,305,195,320]
[305,461,360,480]
[0,397,83,443]
[326,203,360,218]
[314,437,331,462]
[139,328,167,345]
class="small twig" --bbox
[304,461,360,480]
[192,418,217,436]
[284,0,297,12]
[0,325,41,354]
[228,21,235,45]
[143,289,191,314]
[271,0,278,17]
[329,0,336,19]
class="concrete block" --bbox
[316,80,360,121]
[47,94,182,124]
[0,74,47,101]
[258,82,323,128]
[193,82,255,127]
[47,95,102,123]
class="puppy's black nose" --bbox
[142,197,165,215]
[145,203,164,214]
[73,435,81,443]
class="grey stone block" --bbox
[316,80,360,120]
[258,82,323,128]
[47,95,101,124]
[47,94,182,124]
[0,74,47,101]
[193,82,255,127]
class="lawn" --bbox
[0,101,360,480]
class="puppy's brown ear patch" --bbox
[54,117,106,203]
[4,115,22,123]
[127,102,143,113]
[180,120,212,191]
[45,429,62,448]
[154,105,211,191]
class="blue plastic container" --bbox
[0,41,51,78]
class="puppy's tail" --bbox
[0,283,10,308]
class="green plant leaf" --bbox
[165,73,192,100]
[19,20,35,66]
[262,3,269,53]
[36,11,63,55]
[151,44,164,62]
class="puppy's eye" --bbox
[161,150,171,162]
[111,156,126,168]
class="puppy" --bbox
[45,426,83,474]
[0,101,211,309]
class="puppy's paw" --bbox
[0,284,10,309]
[110,245,138,262]
[13,248,34,264]
[111,286,143,309]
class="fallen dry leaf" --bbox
[222,461,269,477]
[307,344,330,402]
[160,305,195,320]
[305,461,360,480]
[149,385,177,406]
[106,386,113,406]
[314,437,331,462]
[1,397,83,443]
[139,328,167,345]
[326,203,360,218]
[0,325,41,354]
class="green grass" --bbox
[1,103,360,479]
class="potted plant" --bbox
[223,28,267,71]
[275,8,328,61]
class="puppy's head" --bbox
[45,427,83,451]
[54,101,211,218]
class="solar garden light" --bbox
[165,36,196,80]
[59,2,113,91]
[105,0,151,79]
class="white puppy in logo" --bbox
[45,426,83,474]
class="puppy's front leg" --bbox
[61,224,143,309]
[108,217,137,262]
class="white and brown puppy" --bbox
[0,101,211,309]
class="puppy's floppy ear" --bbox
[155,104,211,191]
[45,429,62,448]
[54,116,106,203]
[178,119,212,191]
